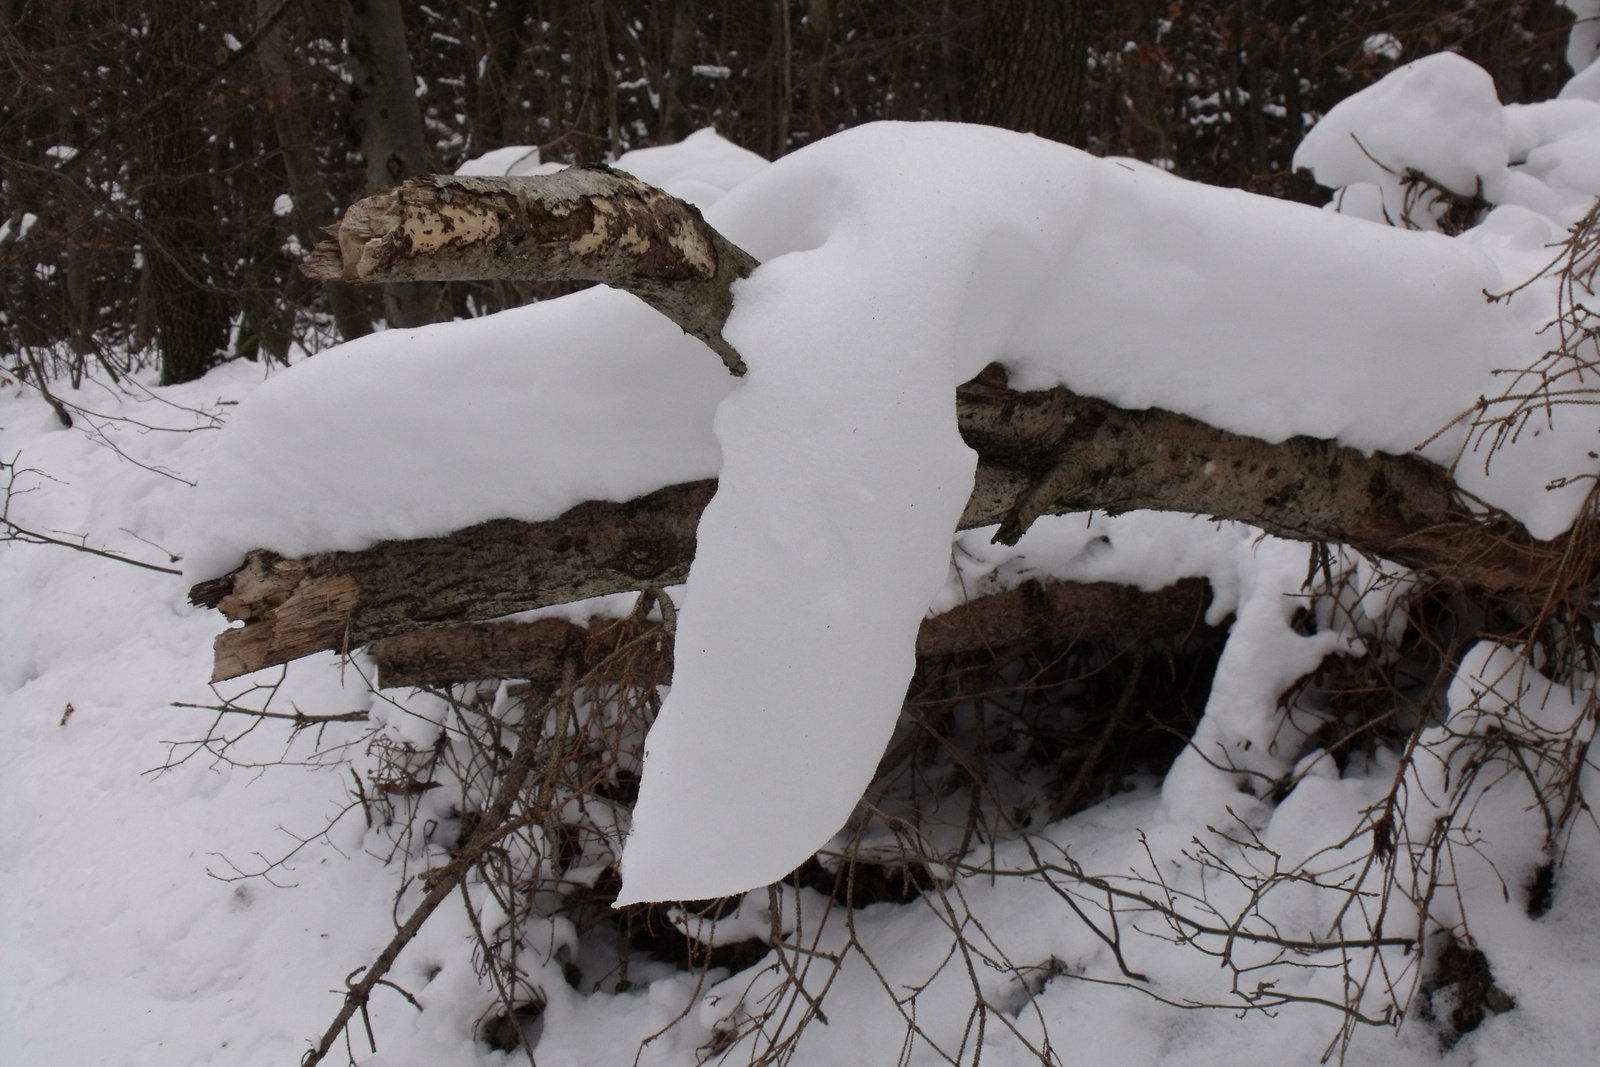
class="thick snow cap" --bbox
[1293,52,1510,227]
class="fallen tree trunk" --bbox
[367,576,1214,689]
[193,369,1553,682]
[192,170,1577,683]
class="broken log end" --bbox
[299,240,346,282]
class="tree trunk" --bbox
[974,0,1088,144]
[257,0,372,342]
[342,0,439,328]
[192,363,1555,683]
[659,0,700,144]
[301,170,758,374]
[142,0,233,385]
[770,0,793,156]
[569,0,620,163]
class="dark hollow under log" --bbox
[368,576,1215,690]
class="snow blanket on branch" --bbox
[191,52,1600,898]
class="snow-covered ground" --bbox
[6,44,1600,1067]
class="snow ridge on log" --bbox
[300,168,758,374]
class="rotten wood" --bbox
[301,168,757,374]
[368,576,1213,689]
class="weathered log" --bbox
[198,172,1573,684]
[193,365,1558,683]
[301,169,757,374]
[367,576,1214,689]
[192,481,714,682]
[955,366,1550,592]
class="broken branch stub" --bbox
[300,168,758,375]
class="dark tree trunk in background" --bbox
[142,1,232,385]
[804,0,834,143]
[460,0,537,152]
[770,0,793,156]
[974,0,1088,144]
[342,0,439,328]
[257,0,372,343]
[659,0,699,144]
[570,0,622,163]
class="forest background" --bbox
[0,0,1579,385]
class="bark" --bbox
[193,481,714,682]
[368,576,1213,689]
[301,170,758,374]
[256,0,372,342]
[342,0,439,328]
[973,0,1089,144]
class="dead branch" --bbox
[300,169,757,374]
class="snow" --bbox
[1293,52,1511,221]
[185,289,733,581]
[1563,0,1600,75]
[618,113,1592,898]
[454,129,768,212]
[0,211,38,242]
[453,144,564,178]
[7,359,1600,1064]
[1302,51,1600,229]
[12,34,1600,1067]
[612,129,771,210]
